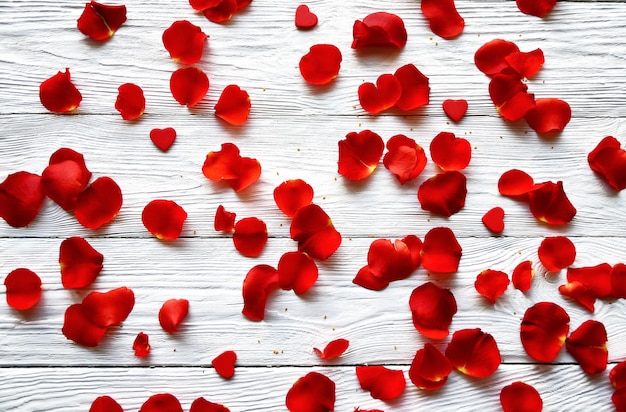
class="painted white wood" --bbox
[1,0,625,410]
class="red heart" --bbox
[295,4,318,29]
[212,350,237,379]
[150,127,176,151]
[482,206,505,234]
[358,74,402,114]
[442,99,468,122]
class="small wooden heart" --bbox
[295,4,318,29]
[443,99,468,122]
[149,127,176,151]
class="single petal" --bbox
[212,350,237,379]
[214,205,236,233]
[0,171,45,228]
[498,169,535,197]
[49,148,91,189]
[162,20,208,65]
[190,397,231,412]
[351,12,407,49]
[474,39,520,77]
[445,328,501,378]
[277,251,318,295]
[525,98,571,134]
[611,263,626,299]
[355,365,406,401]
[420,227,462,274]
[409,343,452,390]
[421,0,465,39]
[383,134,427,184]
[587,136,626,191]
[232,217,267,258]
[338,130,385,180]
[142,199,188,241]
[313,338,349,360]
[62,303,107,347]
[393,63,430,111]
[538,236,576,272]
[170,67,209,107]
[75,176,123,229]
[358,73,402,114]
[59,236,104,289]
[516,0,557,17]
[4,268,42,310]
[299,44,342,85]
[189,0,223,11]
[158,298,189,333]
[566,263,613,299]
[410,281,457,339]
[367,238,419,282]
[39,69,82,113]
[429,131,471,171]
[527,180,576,225]
[610,361,626,390]
[89,396,123,412]
[500,382,543,412]
[474,269,510,304]
[41,160,85,211]
[285,372,335,412]
[512,260,534,293]
[565,320,608,375]
[81,287,135,327]
[214,85,251,125]
[77,1,127,41]
[558,281,596,312]
[417,171,467,217]
[139,393,183,412]
[202,0,238,24]
[352,265,390,291]
[241,264,278,321]
[520,302,569,362]
[290,204,341,260]
[505,48,545,79]
[115,83,145,120]
[273,179,314,217]
[133,332,150,358]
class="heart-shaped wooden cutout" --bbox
[212,350,237,379]
[149,127,176,151]
[443,99,468,122]
[482,206,505,234]
[295,4,318,29]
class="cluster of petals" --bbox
[559,262,626,312]
[355,365,406,401]
[313,338,349,360]
[77,1,127,41]
[299,44,342,85]
[420,0,464,39]
[4,268,42,310]
[286,372,335,412]
[352,12,407,49]
[290,203,341,260]
[588,136,626,191]
[142,199,188,241]
[202,142,261,192]
[445,328,501,377]
[162,20,208,65]
[39,69,83,113]
[158,298,189,333]
[188,0,251,23]
[358,64,430,114]
[104,392,231,412]
[500,381,543,412]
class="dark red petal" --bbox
[516,0,557,17]
[241,264,279,321]
[158,298,189,333]
[351,12,407,49]
[338,130,384,180]
[90,396,123,412]
[295,5,318,29]
[429,132,471,171]
[0,171,45,228]
[75,176,123,229]
[612,263,626,299]
[482,206,505,234]
[62,303,107,347]
[421,0,465,39]
[59,236,104,289]
[410,281,457,339]
[202,143,261,192]
[4,268,42,310]
[512,260,534,293]
[614,388,626,412]
[393,63,430,111]
[558,281,596,312]
[214,205,236,232]
[525,98,571,134]
[489,73,535,121]
[588,136,626,191]
[505,49,544,79]
[588,136,621,173]
[189,0,222,11]
[421,227,462,274]
[77,1,127,41]
[162,20,208,65]
[610,361,626,390]
[474,39,520,77]
[566,263,613,299]
[212,350,237,379]
[498,169,535,197]
[39,68,82,113]
[115,83,145,120]
[352,265,390,291]
[367,238,419,282]
[383,134,427,184]
[277,251,318,294]
[299,44,342,85]
[442,99,468,122]
[202,0,238,24]
[214,85,251,125]
[417,171,467,217]
[500,382,543,412]
[81,286,135,327]
[527,181,576,225]
[355,365,406,401]
[358,73,402,114]
[170,67,209,107]
[538,236,576,272]
[313,338,349,360]
[273,179,314,217]
[142,199,188,241]
[49,148,91,188]
[285,372,335,412]
[190,397,230,412]
[520,302,569,362]
[139,393,183,412]
[290,204,341,260]
[409,343,452,390]
[41,160,84,211]
[133,332,150,358]
[445,328,501,377]
[565,320,608,375]
[475,269,510,304]
[233,217,267,257]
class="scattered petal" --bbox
[162,20,208,65]
[383,134,427,184]
[409,343,452,390]
[356,365,406,401]
[612,263,626,299]
[421,227,462,274]
[39,69,82,113]
[77,1,127,41]
[133,332,150,358]
[49,148,91,189]
[89,396,124,412]
[4,268,42,310]
[558,281,596,312]
[82,287,135,327]
[273,179,314,217]
[445,328,501,377]
[299,44,342,85]
[62,303,107,347]
[520,302,569,362]
[75,176,123,229]
[295,5,318,29]
[170,67,209,107]
[215,85,251,125]
[527,180,576,225]
[41,161,85,211]
[358,73,402,114]
[566,263,613,299]
[588,136,626,191]
[59,236,104,289]
[505,49,544,79]
[190,397,231,412]
[212,350,237,379]
[474,39,520,77]
[512,260,534,293]
[482,207,505,234]
[214,205,236,233]
[352,265,389,291]
[313,338,349,360]
[566,320,608,375]
[498,169,535,197]
[277,251,318,294]
[0,171,45,228]
[338,130,384,180]
[202,0,238,24]
[516,0,557,17]
[142,199,188,241]
[421,0,465,39]
[286,372,335,412]
[417,171,467,217]
[290,204,342,260]
[538,236,576,272]
[429,132,471,171]
[202,143,261,192]
[475,269,510,304]
[500,382,543,412]
[158,298,189,333]
[442,99,468,122]
[393,63,430,111]
[489,72,535,121]
[139,393,183,412]
[367,237,421,283]
[410,281,457,339]
[351,12,407,49]
[610,361,626,390]
[525,98,571,134]
[242,264,278,321]
[233,217,268,257]
[115,83,145,120]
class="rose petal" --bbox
[162,20,208,65]
[538,236,576,272]
[214,85,251,125]
[516,0,557,17]
[133,332,150,358]
[212,350,237,379]
[445,328,501,377]
[500,382,543,412]
[115,83,145,120]
[139,393,183,412]
[588,136,626,191]
[527,180,576,225]
[290,204,341,260]
[277,251,318,295]
[356,365,406,401]
[77,1,127,41]
[189,0,223,11]
[232,217,267,257]
[410,281,457,339]
[338,130,384,180]
[59,236,104,289]
[202,143,261,192]
[82,287,135,327]
[558,281,596,312]
[421,0,465,39]
[417,171,467,217]
[351,12,407,49]
[299,44,342,85]
[158,298,189,333]
[489,72,535,121]
[421,227,462,274]
[170,67,209,108]
[39,68,82,113]
[358,73,402,114]
[190,397,230,412]
[565,320,608,375]
[0,171,45,228]
[202,0,238,24]
[75,176,123,229]
[383,134,427,184]
[566,263,613,299]
[241,264,278,321]
[42,155,90,211]
[4,268,42,310]
[142,199,188,241]
[614,388,626,412]
[214,205,236,233]
[273,179,314,217]
[313,338,349,360]
[498,169,535,197]
[393,63,430,111]
[520,302,570,362]
[610,361,626,390]
[49,148,91,188]
[525,98,571,134]
[62,303,107,347]
[512,260,534,293]
[429,131,471,171]
[505,48,545,79]
[367,237,421,283]
[286,372,335,412]
[475,269,510,304]
[612,263,626,299]
[474,39,520,77]
[409,343,452,390]
[482,206,505,234]
[89,396,123,412]
[352,265,390,291]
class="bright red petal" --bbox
[202,0,237,24]
[75,176,123,229]
[49,148,92,189]
[62,303,107,347]
[612,263,626,299]
[158,298,189,333]
[139,393,183,412]
[273,179,314,217]
[566,263,613,299]
[214,205,236,232]
[356,365,406,401]
[614,388,626,412]
[81,287,135,327]
[4,268,42,310]
[610,361,626,390]
[538,236,576,272]
[212,350,237,379]
[512,260,534,293]
[417,171,467,217]
[516,0,557,17]
[409,343,452,390]
[489,73,535,121]
[277,251,318,295]
[59,236,104,289]
[313,338,349,360]
[299,44,342,85]
[241,264,279,321]
[505,48,544,79]
[566,320,608,375]
[525,98,571,134]
[42,160,84,211]
[393,63,430,111]
[290,204,341,260]
[558,281,596,312]
[498,169,535,197]
[527,181,576,225]
[383,134,427,184]
[445,328,501,377]
[421,227,462,273]
[429,132,471,171]
[338,130,384,180]
[421,0,465,39]
[162,20,208,65]
[358,73,402,114]
[90,396,123,412]
[77,1,127,41]
[0,171,45,228]
[474,39,520,77]
[500,382,543,412]
[351,12,407,49]
[214,85,251,126]
[142,199,188,241]
[115,83,145,120]
[202,143,261,192]
[367,238,420,282]
[170,67,209,107]
[190,397,231,412]
[233,217,267,257]
[286,372,335,412]
[410,281,457,339]
[352,265,390,291]
[475,269,510,304]
[588,136,626,191]
[482,206,505,234]
[39,69,82,113]
[520,302,569,362]
[133,332,150,358]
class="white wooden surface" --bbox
[1,0,626,410]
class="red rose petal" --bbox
[190,397,230,412]
[525,98,572,134]
[286,372,335,412]
[558,281,596,312]
[567,263,613,299]
[383,134,427,184]
[75,176,123,229]
[566,320,608,375]
[290,204,341,260]
[214,205,236,233]
[241,264,279,321]
[612,263,626,299]
[505,48,545,79]
[295,5,318,29]
[498,169,535,197]
[610,361,626,390]
[313,338,349,360]
[351,12,407,49]
[421,227,462,274]
[417,171,467,217]
[4,268,42,310]
[367,237,421,283]
[482,206,505,234]
[410,281,457,339]
[62,303,107,347]
[233,217,268,257]
[512,260,534,293]
[475,269,510,304]
[158,298,189,333]
[277,251,318,295]
[150,127,177,152]
[82,286,135,327]
[338,130,384,180]
[538,236,576,272]
[393,63,430,111]
[41,160,84,211]
[77,1,127,41]
[39,68,82,113]
[356,365,406,401]
[588,136,626,191]
[489,73,536,121]
[273,179,314,217]
[202,0,238,24]
[442,99,468,122]
[516,0,557,17]
[500,382,543,412]
[189,0,222,11]
[214,85,251,126]
[299,44,342,85]
[358,73,402,114]
[59,236,104,289]
[445,328,501,378]
[0,171,45,228]
[474,39,520,77]
[429,131,471,171]
[421,0,465,39]
[170,67,209,108]
[162,20,208,65]
[614,388,626,412]
[133,332,150,358]
[527,180,576,225]
[89,396,124,412]
[49,148,92,189]
[409,343,452,390]
[352,265,390,291]
[212,350,237,379]
[520,302,570,362]
[115,83,145,120]
[202,143,261,192]
[139,393,183,412]
[142,199,188,241]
